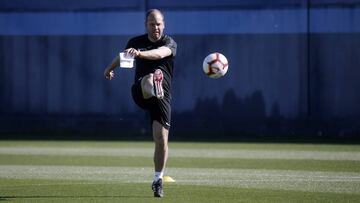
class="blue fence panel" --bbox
[0,0,145,11]
[0,1,359,138]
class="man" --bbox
[103,9,177,198]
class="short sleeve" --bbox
[164,36,177,57]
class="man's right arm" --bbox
[104,55,120,80]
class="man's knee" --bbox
[152,121,168,144]
[153,129,167,144]
[141,74,154,99]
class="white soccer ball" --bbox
[202,52,229,78]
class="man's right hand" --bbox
[104,69,114,80]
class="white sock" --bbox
[154,171,164,181]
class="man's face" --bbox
[146,13,164,42]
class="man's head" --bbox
[146,9,165,42]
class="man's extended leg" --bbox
[151,120,169,197]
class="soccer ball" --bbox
[202,52,229,78]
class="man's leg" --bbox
[141,73,154,99]
[152,120,169,174]
[141,69,168,197]
[151,120,168,197]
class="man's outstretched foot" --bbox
[152,179,164,198]
[153,69,164,99]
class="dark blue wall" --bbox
[0,0,359,140]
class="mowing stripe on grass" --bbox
[0,165,359,194]
[0,147,359,160]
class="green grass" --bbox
[0,141,359,202]
[1,179,359,203]
[0,155,358,172]
[1,140,360,151]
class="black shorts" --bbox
[131,79,171,130]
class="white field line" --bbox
[0,165,359,194]
[0,147,360,161]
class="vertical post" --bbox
[306,0,311,117]
[144,0,149,33]
[144,0,149,13]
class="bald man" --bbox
[104,9,177,198]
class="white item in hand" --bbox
[119,52,134,68]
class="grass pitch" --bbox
[0,141,359,202]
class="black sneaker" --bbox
[152,179,164,198]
